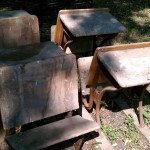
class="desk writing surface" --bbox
[60,12,126,37]
[98,47,150,88]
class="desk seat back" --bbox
[0,53,78,130]
[0,15,40,48]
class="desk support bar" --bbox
[136,84,149,128]
[82,85,121,136]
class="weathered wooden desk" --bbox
[55,8,126,54]
[78,42,150,135]
[0,41,99,149]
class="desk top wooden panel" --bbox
[60,11,126,37]
[98,47,150,88]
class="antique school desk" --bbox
[55,8,126,54]
[0,41,99,149]
[78,42,150,135]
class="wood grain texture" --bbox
[87,49,108,87]
[0,42,78,129]
[78,56,93,95]
[6,115,99,150]
[0,10,30,19]
[87,42,150,87]
[98,47,150,88]
[54,8,109,46]
[0,15,40,48]
[60,11,126,37]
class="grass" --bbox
[100,114,140,145]
[93,0,150,44]
[0,1,149,43]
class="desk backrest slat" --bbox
[0,15,40,48]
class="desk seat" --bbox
[6,115,99,150]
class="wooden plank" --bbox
[87,42,150,87]
[87,49,109,87]
[54,13,64,45]
[0,41,65,63]
[51,25,56,42]
[0,46,78,129]
[0,10,30,19]
[96,41,150,52]
[80,105,114,150]
[54,8,109,45]
[60,11,126,37]
[78,56,93,95]
[0,15,40,48]
[6,115,100,150]
[98,47,150,88]
[59,8,109,15]
[78,56,110,95]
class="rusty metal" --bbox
[63,40,73,51]
[82,85,121,136]
[138,84,149,128]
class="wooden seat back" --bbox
[0,10,30,19]
[0,14,40,48]
[0,42,79,130]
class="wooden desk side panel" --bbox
[59,8,109,15]
[87,49,108,87]
[0,54,79,129]
[54,15,64,45]
[0,15,40,48]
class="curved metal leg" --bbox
[95,86,120,136]
[63,40,73,52]
[82,87,95,110]
[94,86,120,124]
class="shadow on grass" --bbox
[93,0,150,43]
